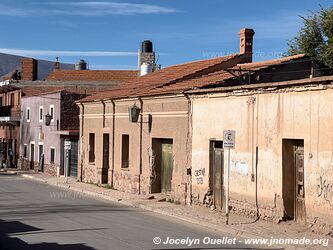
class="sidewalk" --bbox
[18,171,332,250]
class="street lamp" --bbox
[128,104,141,123]
[45,113,52,126]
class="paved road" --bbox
[0,175,255,250]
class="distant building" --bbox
[19,89,86,176]
[0,84,21,168]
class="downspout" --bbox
[254,95,259,221]
[138,97,143,195]
[184,93,193,205]
[101,100,106,129]
[110,100,115,188]
[79,103,85,182]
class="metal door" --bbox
[295,146,305,223]
[69,140,78,177]
[213,148,224,209]
[161,141,173,193]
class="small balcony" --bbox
[0,106,21,125]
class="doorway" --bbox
[38,143,44,172]
[209,140,224,209]
[151,138,173,193]
[102,134,110,184]
[282,139,305,223]
[30,142,35,170]
[69,140,78,177]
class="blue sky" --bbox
[0,0,332,69]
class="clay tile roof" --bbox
[142,54,308,95]
[46,70,138,82]
[21,86,66,97]
[235,54,306,70]
[79,54,243,102]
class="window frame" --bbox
[49,105,54,123]
[39,106,43,123]
[26,107,30,122]
[88,133,95,163]
[121,134,130,169]
[50,146,55,164]
[23,144,28,158]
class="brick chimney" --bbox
[239,28,255,62]
[21,58,38,81]
[54,57,61,72]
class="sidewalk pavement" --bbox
[15,171,332,250]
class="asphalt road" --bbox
[0,175,254,250]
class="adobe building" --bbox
[76,29,254,199]
[77,28,333,233]
[188,74,333,231]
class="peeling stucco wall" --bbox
[191,84,333,224]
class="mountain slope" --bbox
[0,53,74,80]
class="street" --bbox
[0,175,254,250]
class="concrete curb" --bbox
[19,173,309,250]
[0,170,17,175]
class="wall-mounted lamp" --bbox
[128,104,152,133]
[45,113,52,126]
[128,105,141,123]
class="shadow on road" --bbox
[0,219,96,250]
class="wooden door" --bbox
[295,145,305,223]
[213,148,224,209]
[161,141,173,193]
[102,134,109,184]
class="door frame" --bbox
[282,139,305,223]
[209,140,224,210]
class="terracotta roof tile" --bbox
[234,54,306,70]
[79,54,244,102]
[78,54,307,102]
[46,70,138,82]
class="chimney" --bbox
[239,28,255,62]
[21,58,38,81]
[54,57,61,72]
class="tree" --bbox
[287,5,333,67]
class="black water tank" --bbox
[141,40,153,53]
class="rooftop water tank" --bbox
[75,59,87,70]
[141,40,153,53]
[140,63,153,76]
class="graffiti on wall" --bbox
[316,176,333,207]
[194,168,205,184]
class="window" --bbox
[0,97,3,107]
[121,134,129,168]
[26,107,30,122]
[39,106,43,122]
[23,144,28,158]
[10,93,14,107]
[89,133,95,163]
[50,147,55,164]
[50,105,54,122]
